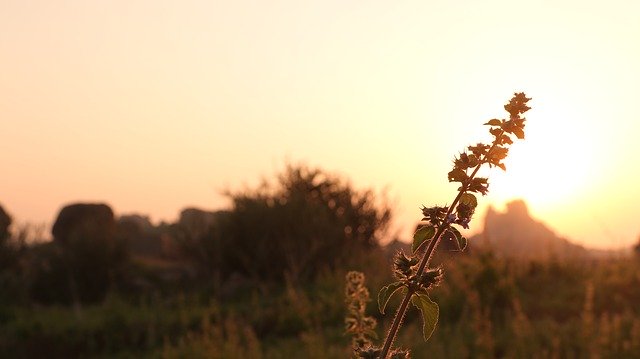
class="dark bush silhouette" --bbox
[0,204,10,241]
[0,203,25,308]
[0,203,13,270]
[117,214,164,257]
[170,208,226,281]
[180,165,392,283]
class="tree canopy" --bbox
[179,164,392,282]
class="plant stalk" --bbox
[378,133,503,359]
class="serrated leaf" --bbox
[501,135,513,145]
[468,177,489,196]
[411,291,439,341]
[449,226,461,239]
[512,127,525,139]
[459,193,477,209]
[458,235,468,251]
[378,281,405,314]
[412,225,435,253]
[484,119,501,126]
[364,329,379,340]
[447,168,467,183]
[491,146,509,160]
[446,227,467,251]
[467,154,479,168]
[441,230,454,247]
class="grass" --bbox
[3,250,640,358]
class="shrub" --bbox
[180,164,392,283]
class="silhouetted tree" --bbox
[0,205,37,306]
[0,204,9,239]
[0,204,22,306]
[187,164,392,283]
[117,214,163,257]
[170,208,226,280]
[0,204,13,271]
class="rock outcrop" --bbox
[474,199,586,259]
[52,203,115,246]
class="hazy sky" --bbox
[2,0,639,249]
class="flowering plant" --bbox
[352,93,531,359]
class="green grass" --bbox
[2,252,640,358]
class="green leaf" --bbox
[412,225,435,253]
[458,235,468,251]
[378,281,405,314]
[447,227,467,251]
[459,193,477,209]
[484,119,501,126]
[441,229,454,244]
[411,290,439,341]
[448,226,461,240]
[447,168,467,183]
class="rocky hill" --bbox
[472,199,588,259]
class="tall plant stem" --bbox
[378,135,503,359]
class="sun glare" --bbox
[487,97,599,215]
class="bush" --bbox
[178,164,391,283]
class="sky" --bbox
[1,0,639,249]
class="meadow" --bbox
[2,243,640,358]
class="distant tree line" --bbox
[0,164,391,307]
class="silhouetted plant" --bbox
[366,93,531,358]
[206,164,391,282]
[345,272,377,351]
[0,206,33,306]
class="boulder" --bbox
[52,203,115,245]
[476,199,586,259]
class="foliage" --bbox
[179,164,392,283]
[3,250,640,358]
[344,271,377,353]
[368,93,531,358]
[0,209,30,308]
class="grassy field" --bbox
[2,249,640,358]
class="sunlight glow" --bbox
[1,0,639,249]
[487,97,601,215]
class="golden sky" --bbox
[2,0,639,249]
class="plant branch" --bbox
[378,132,504,359]
[372,93,531,358]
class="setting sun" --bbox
[489,98,599,214]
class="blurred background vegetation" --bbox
[1,164,640,358]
